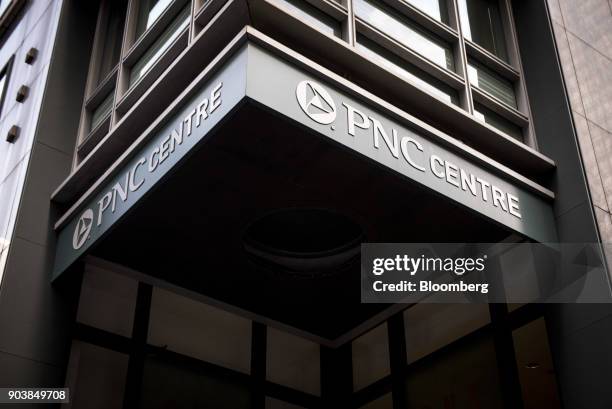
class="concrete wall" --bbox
[0,0,97,389]
[547,0,612,242]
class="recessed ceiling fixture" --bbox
[525,362,540,369]
[243,208,364,277]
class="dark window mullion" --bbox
[387,314,408,409]
[122,282,153,409]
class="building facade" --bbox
[0,0,611,408]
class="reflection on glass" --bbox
[458,0,508,61]
[97,0,127,84]
[90,92,114,132]
[265,397,308,409]
[276,0,341,37]
[147,287,252,374]
[352,322,390,391]
[76,266,137,337]
[354,0,454,70]
[468,60,516,108]
[404,303,490,363]
[140,354,251,409]
[407,0,448,23]
[357,36,458,105]
[67,341,129,409]
[405,335,504,409]
[129,6,190,87]
[359,393,393,409]
[266,327,321,396]
[0,0,11,16]
[474,103,523,140]
[135,0,174,40]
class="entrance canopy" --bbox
[52,36,557,340]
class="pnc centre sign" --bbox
[53,43,556,280]
[295,80,522,219]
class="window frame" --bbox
[0,55,14,120]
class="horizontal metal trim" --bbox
[78,112,111,156]
[465,39,520,82]
[471,86,529,126]
[84,66,118,109]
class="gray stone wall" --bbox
[548,0,612,242]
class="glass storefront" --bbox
[63,265,561,409]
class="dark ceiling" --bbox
[90,102,511,341]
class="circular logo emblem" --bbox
[296,80,336,125]
[72,208,94,250]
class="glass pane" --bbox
[148,287,252,374]
[359,393,393,409]
[267,327,321,396]
[90,92,114,132]
[406,0,448,23]
[66,341,129,409]
[405,335,503,409]
[135,0,175,39]
[468,60,516,108]
[276,0,341,37]
[0,69,7,115]
[357,35,459,105]
[265,397,307,409]
[140,354,251,409]
[404,303,490,363]
[458,0,508,61]
[97,0,127,83]
[474,103,523,140]
[0,0,10,16]
[352,322,390,391]
[76,266,137,337]
[354,0,454,70]
[513,318,562,409]
[129,6,190,87]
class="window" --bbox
[129,5,190,87]
[266,327,321,396]
[276,0,341,37]
[468,59,516,108]
[96,0,127,84]
[65,341,129,409]
[458,0,508,61]
[140,354,252,409]
[474,103,523,140]
[0,0,11,16]
[147,287,252,374]
[76,266,137,337]
[406,0,449,24]
[404,303,490,363]
[357,35,459,105]
[135,0,175,40]
[89,92,114,132]
[359,393,393,409]
[354,0,454,71]
[0,57,13,118]
[405,335,503,409]
[352,323,390,391]
[265,397,308,409]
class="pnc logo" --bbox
[296,80,336,125]
[72,208,94,250]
